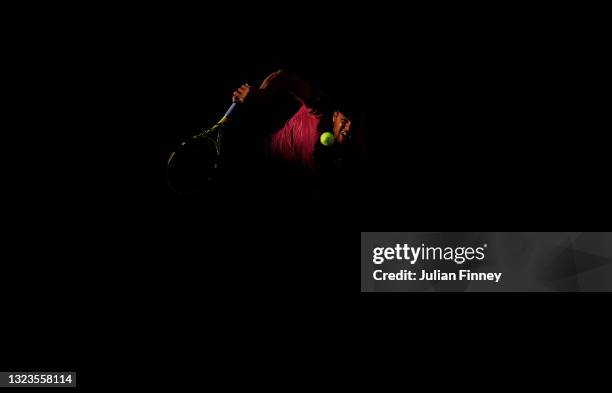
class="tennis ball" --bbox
[320,132,335,146]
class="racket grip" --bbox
[217,102,239,124]
[224,102,238,118]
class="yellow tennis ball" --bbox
[320,132,335,146]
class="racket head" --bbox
[166,136,220,195]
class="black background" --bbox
[3,3,610,388]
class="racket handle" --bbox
[220,83,252,124]
[224,102,238,118]
[218,102,240,124]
